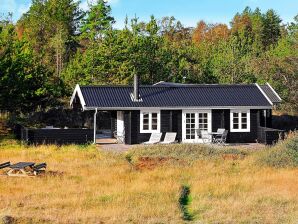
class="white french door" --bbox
[182,110,212,143]
[185,113,196,141]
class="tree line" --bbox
[0,0,297,114]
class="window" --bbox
[140,110,160,133]
[230,110,250,132]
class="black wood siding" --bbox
[172,110,182,142]
[211,109,264,143]
[125,109,270,145]
[124,110,148,144]
[124,110,182,144]
[124,111,131,144]
[260,109,272,128]
[211,110,225,131]
[231,109,260,143]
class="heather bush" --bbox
[257,132,298,168]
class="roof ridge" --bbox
[80,84,257,88]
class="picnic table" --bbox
[7,162,36,177]
[0,161,47,177]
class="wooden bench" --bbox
[33,163,47,175]
[0,162,10,169]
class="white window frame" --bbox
[140,110,160,133]
[230,109,250,132]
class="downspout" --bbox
[94,108,98,144]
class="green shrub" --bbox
[257,132,298,168]
[179,185,193,221]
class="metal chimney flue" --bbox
[134,74,139,101]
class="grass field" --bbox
[0,137,297,224]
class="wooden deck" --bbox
[98,144,132,152]
[96,138,118,144]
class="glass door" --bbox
[185,113,196,140]
[183,110,212,143]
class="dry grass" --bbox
[0,139,297,223]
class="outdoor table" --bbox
[7,162,35,177]
[208,132,222,143]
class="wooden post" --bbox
[94,108,98,144]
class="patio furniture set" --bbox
[0,161,47,177]
[143,129,228,145]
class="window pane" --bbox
[242,123,247,129]
[233,118,239,123]
[241,113,247,118]
[233,123,239,129]
[233,113,239,118]
[143,124,149,130]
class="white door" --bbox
[183,112,196,143]
[182,110,212,143]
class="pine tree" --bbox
[262,9,282,48]
[80,0,115,41]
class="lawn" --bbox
[0,137,297,224]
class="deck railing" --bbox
[15,125,93,145]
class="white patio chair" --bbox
[200,130,212,144]
[213,128,225,142]
[113,129,125,144]
[213,130,228,145]
[217,128,225,134]
[143,133,162,145]
[160,132,177,144]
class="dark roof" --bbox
[260,84,282,103]
[77,84,272,109]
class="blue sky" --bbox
[1,0,297,28]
